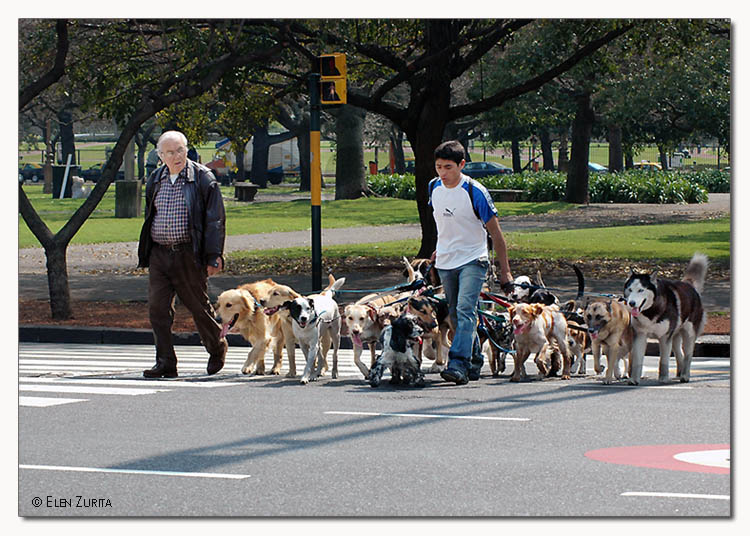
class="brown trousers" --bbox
[148,244,225,366]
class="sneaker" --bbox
[440,359,469,385]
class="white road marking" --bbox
[621,492,729,501]
[19,464,250,479]
[325,411,530,422]
[674,449,730,469]
[19,396,89,407]
[19,384,170,396]
[18,377,245,388]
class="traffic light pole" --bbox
[308,73,323,292]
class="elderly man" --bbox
[137,131,227,378]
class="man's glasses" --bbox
[161,146,186,158]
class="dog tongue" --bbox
[630,307,640,317]
[352,333,362,347]
[264,306,279,315]
[220,323,230,338]
[590,331,598,340]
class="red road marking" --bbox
[585,444,730,474]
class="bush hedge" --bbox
[367,168,727,203]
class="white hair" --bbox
[157,131,188,153]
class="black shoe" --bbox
[207,344,227,375]
[440,359,469,385]
[143,363,177,379]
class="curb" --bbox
[18,325,730,358]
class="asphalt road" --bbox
[19,343,730,518]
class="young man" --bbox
[429,140,513,384]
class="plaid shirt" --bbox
[150,167,190,246]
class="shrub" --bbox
[367,169,712,204]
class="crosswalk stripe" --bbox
[19,396,89,407]
[18,377,246,388]
[19,384,170,396]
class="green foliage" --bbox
[369,169,721,204]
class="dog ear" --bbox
[649,270,659,285]
[535,270,546,288]
[606,300,612,314]
[281,300,293,310]
[239,290,255,313]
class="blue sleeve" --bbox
[428,177,441,207]
[470,181,498,224]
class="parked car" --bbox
[632,161,663,172]
[462,160,513,178]
[588,162,608,173]
[80,163,125,183]
[19,163,44,183]
[380,158,415,174]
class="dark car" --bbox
[462,161,513,178]
[81,163,125,183]
[19,163,44,183]
[379,159,415,174]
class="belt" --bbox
[156,242,191,252]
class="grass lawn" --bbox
[18,183,571,248]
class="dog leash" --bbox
[506,281,621,300]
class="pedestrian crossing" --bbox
[18,343,369,408]
[18,343,730,408]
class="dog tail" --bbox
[323,277,346,297]
[683,253,708,294]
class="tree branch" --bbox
[19,19,68,111]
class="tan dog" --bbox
[584,299,634,384]
[215,280,281,375]
[343,292,407,378]
[509,303,571,382]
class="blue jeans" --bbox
[437,258,489,366]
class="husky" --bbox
[623,253,708,385]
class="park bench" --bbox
[486,188,525,202]
[234,182,259,202]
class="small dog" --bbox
[562,300,590,375]
[215,281,278,375]
[406,295,453,372]
[584,299,634,384]
[368,313,424,388]
[343,292,408,378]
[508,265,584,306]
[477,312,514,377]
[509,303,572,382]
[623,253,707,384]
[276,278,345,384]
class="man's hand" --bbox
[207,257,223,277]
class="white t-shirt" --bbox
[429,174,498,270]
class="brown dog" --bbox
[584,299,634,384]
[406,295,453,372]
[509,303,571,381]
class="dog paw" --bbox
[561,374,571,380]
[300,377,309,385]
[241,367,252,375]
[285,371,297,378]
[269,368,281,376]
[332,370,338,379]
[627,378,640,386]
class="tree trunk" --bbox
[557,129,569,173]
[390,127,406,174]
[624,143,634,169]
[658,145,669,169]
[540,128,554,170]
[251,126,270,187]
[335,105,367,199]
[511,138,522,173]
[607,124,623,172]
[45,243,72,319]
[566,93,594,204]
[58,108,76,165]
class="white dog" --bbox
[277,278,345,384]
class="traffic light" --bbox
[319,53,346,104]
